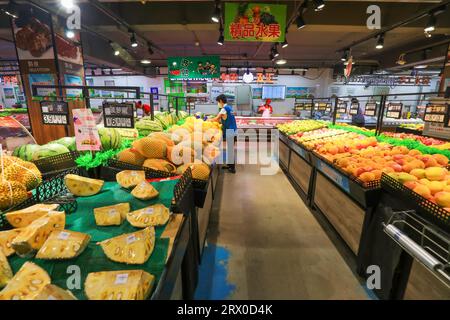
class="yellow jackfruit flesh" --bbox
[0,262,51,300]
[98,227,155,264]
[0,249,13,288]
[32,284,77,300]
[5,203,59,228]
[36,230,90,260]
[84,270,154,300]
[116,170,146,189]
[126,204,170,228]
[0,229,22,257]
[131,181,159,201]
[93,203,130,226]
[12,211,65,257]
[64,174,104,197]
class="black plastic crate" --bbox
[100,158,177,182]
[33,151,80,176]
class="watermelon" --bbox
[135,119,164,136]
[178,111,188,119]
[13,144,41,161]
[170,111,179,125]
[50,137,76,151]
[32,144,70,160]
[98,127,122,151]
[154,113,170,129]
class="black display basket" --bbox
[381,173,450,233]
[32,151,81,180]
[0,167,79,230]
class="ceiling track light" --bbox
[375,34,384,49]
[269,53,275,61]
[147,44,154,55]
[281,38,288,49]
[313,0,325,11]
[211,1,221,23]
[271,45,279,58]
[130,33,138,48]
[396,53,406,65]
[424,13,436,33]
[296,14,306,29]
[341,49,349,62]
[217,29,224,46]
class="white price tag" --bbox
[114,273,129,285]
[143,207,154,215]
[47,295,57,300]
[131,171,138,176]
[108,209,117,216]
[126,234,137,244]
[57,231,71,240]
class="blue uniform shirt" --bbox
[220,104,237,138]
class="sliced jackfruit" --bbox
[116,170,146,189]
[0,262,51,300]
[93,203,130,226]
[12,211,65,257]
[126,204,170,228]
[32,284,77,300]
[131,181,159,201]
[84,270,154,300]
[35,230,90,260]
[64,174,104,197]
[98,227,155,264]
[0,229,22,257]
[0,249,13,288]
[5,203,59,228]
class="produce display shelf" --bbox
[279,132,312,164]
[395,126,423,136]
[32,151,80,179]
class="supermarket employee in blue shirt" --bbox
[210,94,237,173]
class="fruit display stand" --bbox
[32,151,81,180]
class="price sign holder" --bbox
[317,103,328,111]
[364,102,377,117]
[294,102,304,110]
[40,101,69,125]
[349,102,359,115]
[325,103,332,113]
[336,102,348,114]
[103,102,135,129]
[423,103,449,126]
[386,102,403,119]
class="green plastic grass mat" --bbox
[8,179,179,300]
[75,139,133,169]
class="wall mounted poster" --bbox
[29,73,56,98]
[252,87,262,99]
[64,74,83,98]
[3,88,15,100]
[224,2,286,42]
[167,56,220,80]
[286,87,309,98]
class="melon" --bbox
[5,203,59,228]
[98,227,155,264]
[36,229,90,260]
[131,181,159,201]
[0,180,28,211]
[98,127,122,151]
[143,159,176,173]
[132,137,167,159]
[126,204,170,228]
[50,137,76,151]
[0,248,13,288]
[117,148,146,166]
[116,170,146,189]
[64,174,104,197]
[33,284,77,300]
[0,229,22,257]
[177,162,210,180]
[84,270,154,300]
[12,144,41,161]
[94,203,130,226]
[167,145,197,165]
[32,143,70,161]
[0,262,51,300]
[148,132,175,146]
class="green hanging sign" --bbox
[167,56,220,80]
[224,2,286,42]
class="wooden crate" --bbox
[289,151,312,194]
[314,173,365,254]
[279,140,290,169]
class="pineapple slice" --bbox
[126,204,170,228]
[0,229,22,257]
[64,174,104,197]
[116,170,146,189]
[98,227,155,264]
[5,204,59,228]
[84,270,154,300]
[131,181,159,201]
[0,262,50,300]
[33,284,77,300]
[36,230,90,260]
[93,203,130,226]
[0,249,13,288]
[12,211,65,257]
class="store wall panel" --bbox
[289,152,312,194]
[403,260,450,300]
[279,140,290,169]
[314,173,364,255]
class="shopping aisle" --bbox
[195,163,371,300]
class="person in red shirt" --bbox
[136,100,151,116]
[258,99,273,117]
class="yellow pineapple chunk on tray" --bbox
[0,262,50,300]
[98,227,155,264]
[93,203,130,226]
[127,204,170,228]
[0,249,13,288]
[5,203,59,228]
[84,270,154,300]
[36,230,90,260]
[0,229,22,257]
[131,181,159,201]
[32,284,77,300]
[116,170,146,189]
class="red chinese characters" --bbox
[229,23,281,40]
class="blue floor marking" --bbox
[194,243,236,300]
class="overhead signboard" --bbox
[103,102,135,129]
[40,101,69,125]
[224,2,286,43]
[167,56,220,80]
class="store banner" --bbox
[72,109,101,151]
[224,2,286,42]
[286,87,310,98]
[167,56,220,80]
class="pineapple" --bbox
[5,203,59,228]
[36,230,90,260]
[64,174,104,197]
[84,270,154,300]
[12,211,65,257]
[0,249,13,288]
[127,204,170,228]
[131,181,159,201]
[93,203,130,226]
[0,262,50,300]
[32,284,77,300]
[0,229,22,256]
[98,227,155,264]
[116,170,146,189]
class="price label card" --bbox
[126,234,137,244]
[336,102,348,114]
[364,103,377,116]
[316,160,350,193]
[423,103,448,125]
[73,109,101,151]
[115,273,129,285]
[108,209,117,216]
[40,101,69,125]
[103,102,135,129]
[57,231,71,240]
[386,103,403,119]
[349,102,359,115]
[143,207,155,215]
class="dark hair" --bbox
[216,94,227,104]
